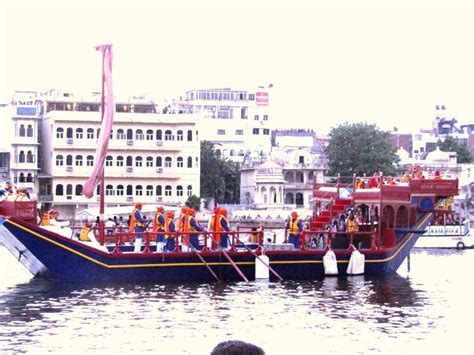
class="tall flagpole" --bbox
[99,50,106,244]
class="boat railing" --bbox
[426,219,470,236]
[301,229,378,252]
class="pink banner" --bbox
[83,44,115,198]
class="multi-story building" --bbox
[38,90,200,218]
[176,87,273,164]
[0,103,10,184]
[4,91,42,196]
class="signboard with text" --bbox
[256,92,269,106]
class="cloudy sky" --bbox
[0,0,472,134]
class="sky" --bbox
[0,0,472,134]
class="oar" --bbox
[205,231,249,282]
[233,232,283,282]
[191,246,220,282]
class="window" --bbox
[126,156,133,167]
[19,173,25,183]
[76,155,83,166]
[116,129,125,140]
[263,115,268,121]
[117,185,124,196]
[56,127,64,139]
[299,156,305,164]
[126,185,133,196]
[165,185,172,196]
[87,128,94,139]
[136,185,143,196]
[146,157,153,167]
[19,151,25,163]
[66,127,73,139]
[253,128,259,135]
[26,125,33,137]
[26,173,33,183]
[263,129,270,135]
[165,130,173,140]
[235,129,243,135]
[146,185,153,196]
[66,184,73,196]
[187,130,192,141]
[55,155,63,166]
[176,185,183,196]
[177,130,183,141]
[156,129,162,141]
[106,184,114,196]
[177,157,183,168]
[165,157,172,168]
[26,151,34,163]
[156,156,162,167]
[87,155,94,166]
[105,155,113,167]
[135,129,144,140]
[249,94,255,100]
[217,129,225,135]
[135,156,143,167]
[156,185,162,196]
[254,115,259,121]
[76,128,83,139]
[187,185,192,197]
[146,129,153,140]
[66,155,73,166]
[187,156,192,168]
[127,129,133,140]
[117,156,124,167]
[55,184,64,196]
[19,124,26,137]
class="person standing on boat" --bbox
[217,208,231,250]
[187,208,204,250]
[165,211,176,252]
[153,206,166,252]
[345,211,359,233]
[287,211,303,249]
[129,203,146,250]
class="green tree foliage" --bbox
[200,141,241,204]
[437,135,473,163]
[325,122,398,177]
[185,195,201,211]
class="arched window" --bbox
[187,185,192,196]
[285,193,294,205]
[106,184,114,196]
[76,128,83,139]
[146,156,153,167]
[187,130,193,141]
[55,184,64,196]
[146,185,153,196]
[177,157,183,168]
[26,151,34,163]
[116,128,125,139]
[87,128,94,139]
[26,125,33,137]
[96,128,100,139]
[66,155,73,166]
[295,193,304,206]
[66,184,73,196]
[187,157,193,168]
[76,155,83,166]
[177,130,183,141]
[96,185,101,195]
[117,185,124,196]
[135,185,143,196]
[165,157,172,168]
[156,129,162,141]
[75,184,83,196]
[156,185,162,196]
[156,156,162,167]
[105,155,113,167]
[135,156,143,167]
[126,156,133,167]
[56,127,64,139]
[26,173,33,183]
[146,130,153,140]
[66,127,73,139]
[136,129,144,140]
[19,173,25,182]
[19,151,25,163]
[165,130,172,140]
[117,156,124,167]
[165,185,172,196]
[176,185,183,196]
[126,185,133,196]
[19,124,26,137]
[126,129,133,140]
[86,155,94,166]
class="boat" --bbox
[414,217,474,249]
[0,46,460,283]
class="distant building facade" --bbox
[176,87,273,163]
[38,90,200,217]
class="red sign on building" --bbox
[256,92,269,106]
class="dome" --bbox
[426,147,451,162]
[396,147,409,160]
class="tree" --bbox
[437,136,472,163]
[185,195,201,211]
[325,122,398,177]
[200,141,241,204]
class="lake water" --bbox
[0,246,473,354]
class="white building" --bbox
[38,90,200,218]
[176,87,273,163]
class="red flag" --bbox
[83,44,115,198]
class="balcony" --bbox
[127,140,134,146]
[66,166,73,172]
[156,167,163,173]
[126,167,133,173]
[66,138,74,145]
[156,140,163,146]
[126,196,133,202]
[156,196,163,202]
